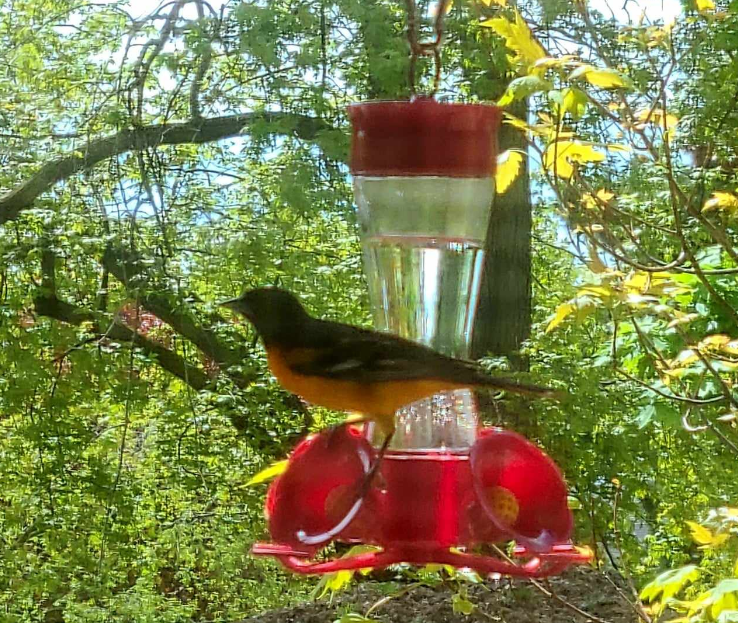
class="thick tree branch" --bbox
[0,112,333,225]
[101,246,252,372]
[33,294,211,391]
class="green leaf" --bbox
[334,614,375,623]
[636,404,656,428]
[550,87,589,120]
[498,75,553,106]
[452,593,475,615]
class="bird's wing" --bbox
[290,325,560,398]
[290,328,442,382]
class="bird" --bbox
[219,287,560,441]
[220,287,561,536]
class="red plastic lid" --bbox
[348,98,502,177]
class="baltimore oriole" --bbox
[220,287,559,441]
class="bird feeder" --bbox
[252,99,591,577]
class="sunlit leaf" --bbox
[334,614,375,623]
[636,108,679,130]
[549,87,589,120]
[697,0,716,11]
[533,55,579,71]
[569,64,632,89]
[498,75,553,106]
[480,10,546,70]
[698,334,732,351]
[495,150,525,194]
[546,298,595,332]
[686,521,730,548]
[582,189,615,210]
[543,141,606,179]
[503,112,533,133]
[315,545,382,599]
[245,459,289,487]
[702,192,738,214]
[640,565,700,604]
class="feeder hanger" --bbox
[405,0,452,96]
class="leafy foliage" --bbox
[1,0,738,621]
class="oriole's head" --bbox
[219,287,311,344]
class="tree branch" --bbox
[101,246,252,372]
[33,294,211,391]
[0,111,333,225]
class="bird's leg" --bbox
[355,430,394,500]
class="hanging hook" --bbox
[405,0,451,97]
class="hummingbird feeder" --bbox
[251,98,591,577]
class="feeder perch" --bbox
[252,99,591,577]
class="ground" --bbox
[242,567,642,623]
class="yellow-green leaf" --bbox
[546,302,577,333]
[480,10,546,71]
[686,520,730,548]
[313,545,382,599]
[495,150,525,194]
[636,108,679,130]
[532,55,579,71]
[543,141,606,179]
[244,459,289,487]
[569,65,632,89]
[703,192,738,213]
[497,75,553,106]
[640,565,700,604]
[697,0,715,11]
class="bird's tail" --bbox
[476,373,564,400]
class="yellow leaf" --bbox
[532,55,579,71]
[244,459,289,487]
[578,285,615,299]
[699,334,732,350]
[480,0,507,6]
[723,341,738,355]
[686,520,727,547]
[495,150,525,194]
[569,64,632,89]
[703,192,738,214]
[636,108,680,130]
[586,244,608,274]
[697,0,715,11]
[543,141,606,179]
[546,302,577,333]
[666,312,700,329]
[546,298,595,332]
[503,112,532,133]
[481,10,546,71]
[582,189,614,210]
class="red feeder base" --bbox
[252,424,591,577]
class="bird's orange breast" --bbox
[266,347,465,418]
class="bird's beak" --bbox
[218,297,242,310]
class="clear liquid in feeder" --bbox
[350,99,500,452]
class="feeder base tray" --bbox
[252,542,591,578]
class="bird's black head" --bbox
[219,287,311,345]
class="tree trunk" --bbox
[471,101,531,366]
